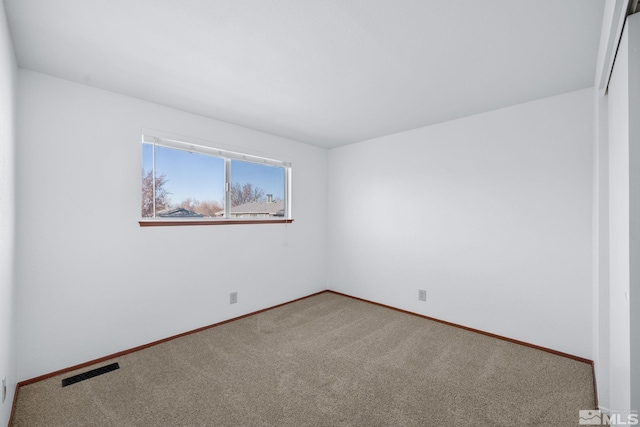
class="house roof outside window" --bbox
[158,208,204,218]
[215,200,285,217]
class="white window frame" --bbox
[140,133,292,226]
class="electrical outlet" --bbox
[230,292,238,304]
[2,376,6,403]
[418,289,427,302]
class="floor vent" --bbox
[61,363,120,387]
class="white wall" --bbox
[592,0,632,413]
[607,12,640,415]
[328,88,594,359]
[607,22,630,413]
[15,70,328,381]
[630,12,640,416]
[594,89,611,411]
[0,1,16,424]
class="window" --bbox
[141,135,291,225]
[229,159,286,218]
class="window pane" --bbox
[141,144,225,218]
[141,143,155,217]
[230,160,286,218]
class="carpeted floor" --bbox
[11,292,595,426]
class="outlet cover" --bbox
[418,290,427,302]
[230,292,238,304]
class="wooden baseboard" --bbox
[327,289,599,409]
[16,290,326,388]
[326,290,594,365]
[11,288,599,423]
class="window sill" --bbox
[139,219,294,227]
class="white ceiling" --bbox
[4,0,604,148]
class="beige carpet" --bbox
[12,292,595,426]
